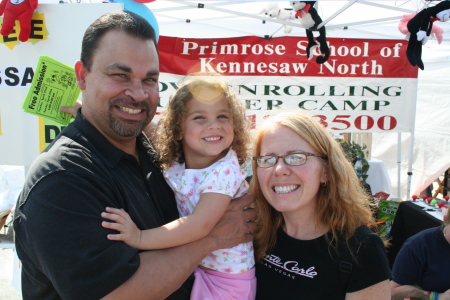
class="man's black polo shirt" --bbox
[14,112,192,299]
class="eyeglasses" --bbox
[253,152,327,168]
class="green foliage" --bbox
[339,141,370,182]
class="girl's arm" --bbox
[102,192,232,250]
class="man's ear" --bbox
[75,60,88,90]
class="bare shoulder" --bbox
[346,280,390,300]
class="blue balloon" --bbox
[112,0,159,41]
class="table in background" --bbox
[386,201,443,268]
[366,158,392,195]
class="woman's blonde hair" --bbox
[154,77,250,170]
[250,112,374,261]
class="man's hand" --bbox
[101,207,142,249]
[207,193,256,251]
[60,100,82,118]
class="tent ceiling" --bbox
[148,0,450,42]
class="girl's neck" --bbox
[185,149,228,170]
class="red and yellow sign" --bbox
[0,11,48,50]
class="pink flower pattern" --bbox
[163,149,254,274]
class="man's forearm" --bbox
[102,235,216,300]
[103,193,256,300]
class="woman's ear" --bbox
[321,163,329,183]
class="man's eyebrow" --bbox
[105,63,159,77]
[105,63,131,73]
[146,70,159,77]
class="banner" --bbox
[157,36,418,133]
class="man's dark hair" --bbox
[81,10,158,71]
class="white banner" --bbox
[157,74,417,133]
[0,3,122,166]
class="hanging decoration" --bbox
[289,1,329,64]
[260,2,295,34]
[0,0,38,42]
[404,1,450,70]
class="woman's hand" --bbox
[60,100,82,118]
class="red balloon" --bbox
[422,195,428,200]
[412,195,418,200]
[437,202,444,208]
[445,196,450,201]
[132,0,155,3]
[427,197,432,203]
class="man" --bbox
[13,10,255,300]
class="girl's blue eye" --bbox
[218,115,228,119]
[193,116,204,120]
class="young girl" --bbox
[102,77,256,299]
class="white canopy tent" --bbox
[2,0,449,199]
[144,0,450,199]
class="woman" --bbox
[250,113,391,299]
[390,208,450,299]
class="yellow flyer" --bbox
[22,55,80,125]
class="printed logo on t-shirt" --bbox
[262,254,318,279]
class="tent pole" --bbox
[318,0,358,29]
[407,131,415,200]
[406,78,419,200]
[358,0,414,13]
[397,133,401,197]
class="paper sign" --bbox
[377,200,400,239]
[22,55,80,125]
[39,117,73,152]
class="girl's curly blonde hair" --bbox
[154,77,251,170]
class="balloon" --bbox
[132,0,155,3]
[112,0,159,41]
